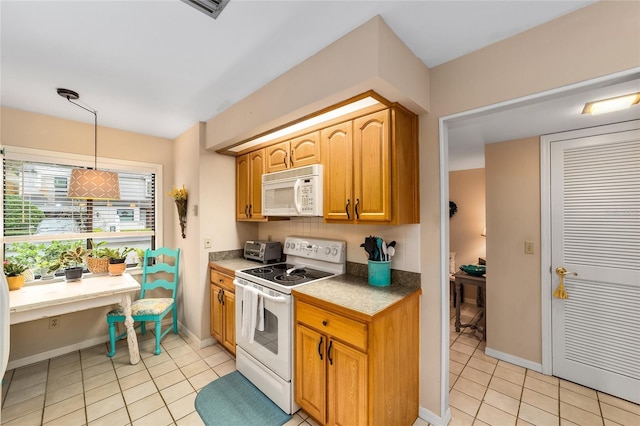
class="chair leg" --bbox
[154,320,162,355]
[172,307,178,334]
[141,321,146,335]
[108,321,117,357]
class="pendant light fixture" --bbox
[57,88,120,200]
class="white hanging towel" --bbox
[241,286,261,343]
[256,294,265,332]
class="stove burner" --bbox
[274,274,306,283]
[252,267,274,274]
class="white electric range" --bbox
[234,236,346,414]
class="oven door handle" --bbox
[234,280,290,304]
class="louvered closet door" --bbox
[551,128,640,404]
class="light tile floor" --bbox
[1,331,318,426]
[447,303,640,426]
[3,309,639,426]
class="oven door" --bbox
[234,279,292,381]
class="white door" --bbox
[550,125,640,403]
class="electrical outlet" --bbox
[204,237,212,249]
[524,240,535,255]
[49,317,59,329]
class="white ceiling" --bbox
[4,0,632,170]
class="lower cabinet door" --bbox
[327,338,368,426]
[223,291,236,355]
[210,285,223,341]
[295,324,326,424]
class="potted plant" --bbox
[48,244,89,282]
[4,258,28,291]
[103,247,134,276]
[85,240,109,274]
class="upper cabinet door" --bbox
[265,141,290,173]
[290,131,320,169]
[266,132,321,173]
[353,110,391,222]
[236,154,250,219]
[249,150,265,220]
[321,122,353,221]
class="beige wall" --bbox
[172,122,205,341]
[206,15,430,151]
[485,137,541,362]
[1,107,175,363]
[449,169,486,302]
[449,169,486,267]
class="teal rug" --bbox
[194,371,292,426]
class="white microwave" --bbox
[262,164,323,217]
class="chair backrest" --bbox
[140,247,180,299]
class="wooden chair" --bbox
[106,247,180,356]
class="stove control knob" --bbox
[331,247,339,256]
[285,242,290,249]
[325,247,331,255]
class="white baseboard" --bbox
[419,406,451,426]
[485,347,543,373]
[177,321,216,349]
[7,335,110,370]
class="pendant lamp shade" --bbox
[67,169,121,200]
[58,88,120,200]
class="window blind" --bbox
[2,147,159,274]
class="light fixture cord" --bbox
[64,96,98,170]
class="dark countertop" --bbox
[293,273,421,317]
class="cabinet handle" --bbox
[219,279,224,283]
[283,152,288,168]
[249,204,252,218]
[355,198,360,219]
[244,205,249,218]
[345,199,351,220]
[290,149,294,166]
[217,290,222,304]
[318,336,323,360]
[327,340,333,365]
[322,320,328,326]
[221,290,225,305]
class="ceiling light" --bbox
[227,95,383,153]
[582,92,640,115]
[57,88,121,200]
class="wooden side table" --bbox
[454,272,486,340]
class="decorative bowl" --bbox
[459,264,486,276]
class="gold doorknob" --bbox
[553,267,576,299]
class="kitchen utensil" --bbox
[376,238,383,261]
[388,241,396,248]
[387,246,395,258]
[361,236,377,260]
[382,240,388,261]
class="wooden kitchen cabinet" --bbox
[321,106,419,225]
[236,149,265,221]
[210,267,236,355]
[294,292,420,425]
[265,131,320,173]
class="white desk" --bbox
[9,273,141,364]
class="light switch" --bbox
[524,240,535,254]
[204,237,212,249]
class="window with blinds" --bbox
[2,147,159,279]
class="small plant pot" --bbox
[86,256,109,274]
[39,268,56,280]
[108,258,126,276]
[6,275,25,291]
[64,267,83,282]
